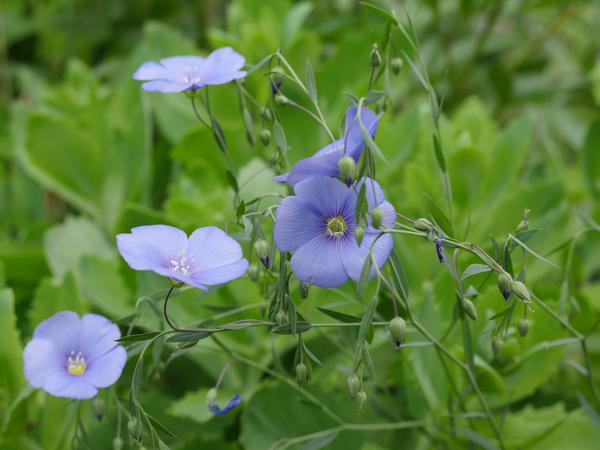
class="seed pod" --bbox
[388,317,406,348]
[127,418,141,442]
[518,319,529,337]
[356,390,367,410]
[260,129,271,146]
[261,106,272,122]
[275,309,287,326]
[414,218,433,232]
[354,225,365,245]
[247,263,260,282]
[492,338,503,356]
[347,373,361,398]
[338,155,356,182]
[391,57,403,75]
[463,299,478,321]
[275,94,288,105]
[254,240,270,260]
[511,281,531,303]
[112,437,124,450]
[299,281,310,299]
[497,273,512,300]
[370,44,382,68]
[296,362,308,386]
[370,207,384,229]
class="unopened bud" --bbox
[391,57,403,75]
[370,207,384,229]
[354,225,365,245]
[127,418,141,442]
[347,373,361,397]
[497,273,512,300]
[518,319,529,337]
[260,129,271,146]
[296,362,308,386]
[338,155,356,183]
[275,94,288,105]
[516,209,530,232]
[463,299,477,321]
[414,218,433,232]
[275,309,287,326]
[492,338,503,356]
[270,67,284,94]
[511,281,531,303]
[206,388,218,403]
[247,263,260,282]
[299,281,310,299]
[112,437,124,450]
[93,397,105,421]
[370,44,382,68]
[254,240,270,260]
[261,106,272,122]
[356,390,367,410]
[389,317,406,348]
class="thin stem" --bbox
[163,286,181,332]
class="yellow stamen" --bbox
[326,215,347,238]
[67,351,87,376]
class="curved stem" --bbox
[163,286,181,332]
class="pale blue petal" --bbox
[187,226,244,271]
[80,314,123,360]
[159,55,206,74]
[85,346,128,388]
[294,176,356,219]
[132,61,175,81]
[192,259,249,286]
[44,373,98,400]
[141,80,191,93]
[199,47,246,85]
[24,339,65,389]
[274,196,324,252]
[32,311,80,354]
[291,236,349,288]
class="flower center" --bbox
[67,351,87,376]
[326,215,347,238]
[170,251,194,276]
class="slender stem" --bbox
[190,97,211,128]
[163,286,181,332]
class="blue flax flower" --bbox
[273,106,380,185]
[117,225,248,290]
[23,311,127,400]
[133,47,246,93]
[274,176,395,288]
[208,394,242,415]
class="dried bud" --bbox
[112,437,124,450]
[497,273,512,300]
[492,338,503,356]
[347,373,361,397]
[275,309,287,326]
[206,388,218,403]
[254,240,270,260]
[127,418,141,442]
[391,57,403,75]
[354,225,365,246]
[370,44,382,68]
[414,218,433,232]
[92,397,105,421]
[511,281,531,303]
[247,263,260,282]
[275,94,288,105]
[463,299,478,321]
[388,317,406,348]
[435,237,445,263]
[260,128,271,146]
[295,362,308,386]
[261,106,273,122]
[518,319,529,337]
[299,281,310,299]
[370,207,384,229]
[338,155,356,183]
[356,390,367,410]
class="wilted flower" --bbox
[208,394,242,415]
[273,106,380,185]
[435,236,445,263]
[274,176,395,288]
[23,311,127,400]
[117,225,248,290]
[132,47,246,93]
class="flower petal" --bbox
[32,311,80,354]
[85,346,128,388]
[273,173,289,183]
[344,106,380,160]
[24,339,66,389]
[294,176,356,219]
[140,80,192,93]
[159,55,206,75]
[132,61,175,81]
[192,259,249,286]
[199,47,246,85]
[44,373,98,400]
[291,236,349,288]
[187,226,244,270]
[286,142,345,184]
[274,196,324,252]
[209,394,242,415]
[79,314,123,359]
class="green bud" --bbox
[299,281,310,299]
[112,437,124,450]
[275,309,287,326]
[391,57,403,75]
[354,225,365,246]
[492,338,503,356]
[463,299,478,321]
[511,281,531,303]
[261,106,273,122]
[516,208,530,232]
[275,94,288,105]
[388,317,406,348]
[347,373,361,397]
[206,388,218,403]
[127,418,141,442]
[370,207,384,229]
[260,128,271,146]
[370,44,382,68]
[356,390,367,410]
[338,155,356,182]
[247,263,260,282]
[295,362,308,386]
[414,218,433,232]
[518,319,529,337]
[497,273,512,300]
[254,239,270,260]
[93,397,105,421]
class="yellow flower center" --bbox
[67,351,87,376]
[326,215,347,238]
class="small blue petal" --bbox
[208,394,242,415]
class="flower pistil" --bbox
[326,215,347,238]
[67,351,87,376]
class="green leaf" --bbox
[272,321,312,334]
[581,119,600,197]
[357,255,372,296]
[317,307,361,323]
[354,297,377,368]
[0,289,24,405]
[389,250,409,302]
[273,120,288,156]
[281,2,314,50]
[304,59,318,103]
[117,332,162,343]
[460,264,492,281]
[166,330,213,343]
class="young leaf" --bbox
[304,59,318,103]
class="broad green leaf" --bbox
[581,119,600,198]
[0,289,24,406]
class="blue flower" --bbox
[208,394,242,415]
[23,312,127,400]
[274,176,395,288]
[133,47,246,93]
[116,225,248,290]
[274,106,380,185]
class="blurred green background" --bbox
[1,0,600,449]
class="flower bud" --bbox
[275,94,288,105]
[347,373,361,397]
[206,388,218,403]
[247,263,260,282]
[93,397,105,421]
[463,299,477,321]
[388,317,406,348]
[260,129,271,146]
[261,106,272,122]
[356,390,367,410]
[295,362,308,386]
[518,319,529,337]
[270,67,284,94]
[370,207,384,229]
[370,44,382,68]
[275,309,287,326]
[391,57,403,75]
[354,225,365,246]
[511,281,531,303]
[299,281,310,299]
[492,338,503,356]
[497,273,512,300]
[254,239,270,260]
[112,437,124,450]
[338,155,356,183]
[516,209,530,232]
[414,218,433,232]
[127,418,141,442]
